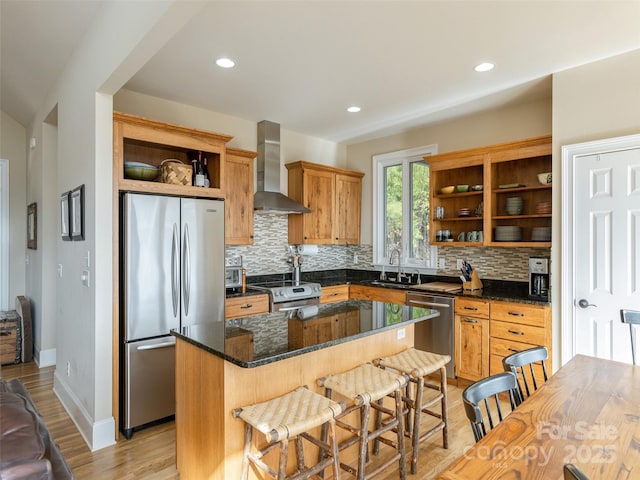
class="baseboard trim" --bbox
[53,370,116,451]
[35,347,56,367]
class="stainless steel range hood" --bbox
[254,120,311,214]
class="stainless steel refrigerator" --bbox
[120,192,225,438]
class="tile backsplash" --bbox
[226,214,549,283]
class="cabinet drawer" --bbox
[490,336,540,358]
[225,294,270,319]
[455,298,489,318]
[490,301,549,327]
[491,320,546,346]
[320,285,349,304]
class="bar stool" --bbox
[233,386,344,480]
[317,363,409,480]
[374,348,450,474]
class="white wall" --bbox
[0,111,26,309]
[552,48,640,366]
[23,0,208,450]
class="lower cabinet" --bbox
[489,300,552,376]
[454,298,551,382]
[225,294,270,320]
[454,298,490,381]
[320,284,350,304]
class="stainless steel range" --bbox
[251,281,322,312]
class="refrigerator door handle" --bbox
[182,223,191,315]
[136,340,176,351]
[171,223,179,318]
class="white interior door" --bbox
[563,135,640,365]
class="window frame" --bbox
[372,144,438,272]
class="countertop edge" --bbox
[172,308,439,368]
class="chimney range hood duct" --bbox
[254,120,311,214]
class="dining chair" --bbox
[620,309,640,365]
[461,372,522,442]
[502,346,549,399]
[564,463,590,480]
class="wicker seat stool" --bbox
[374,348,450,474]
[317,363,409,480]
[233,386,345,480]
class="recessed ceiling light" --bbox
[347,106,361,113]
[474,62,495,72]
[216,57,235,68]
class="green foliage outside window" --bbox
[383,161,430,260]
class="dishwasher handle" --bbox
[408,299,452,309]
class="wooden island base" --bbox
[175,324,415,479]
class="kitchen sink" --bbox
[360,279,417,290]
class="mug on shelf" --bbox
[457,232,466,241]
[468,231,478,242]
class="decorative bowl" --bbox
[456,184,470,193]
[537,172,552,185]
[471,184,484,191]
[440,186,455,194]
[124,161,159,181]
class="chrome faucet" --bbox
[389,247,403,282]
[287,245,302,285]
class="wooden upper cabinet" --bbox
[286,161,364,245]
[224,148,256,245]
[428,135,552,248]
[335,173,363,245]
[113,112,232,199]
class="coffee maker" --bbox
[529,257,550,300]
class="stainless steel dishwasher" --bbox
[406,292,455,378]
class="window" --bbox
[373,145,437,270]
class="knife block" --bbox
[463,270,483,291]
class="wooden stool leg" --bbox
[411,377,424,475]
[296,435,304,473]
[241,423,252,480]
[357,404,371,480]
[441,365,449,449]
[329,419,340,480]
[404,381,413,436]
[396,387,407,480]
[278,439,288,480]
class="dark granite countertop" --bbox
[172,299,439,368]
[230,269,549,306]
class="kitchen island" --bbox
[171,299,439,480]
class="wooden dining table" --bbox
[440,354,639,479]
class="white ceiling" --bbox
[2,1,639,144]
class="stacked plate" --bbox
[531,227,552,241]
[458,208,471,217]
[505,197,524,215]
[495,226,522,242]
[535,201,552,214]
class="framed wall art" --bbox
[60,191,71,241]
[70,184,84,241]
[27,202,37,249]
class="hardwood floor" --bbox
[1,362,476,479]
